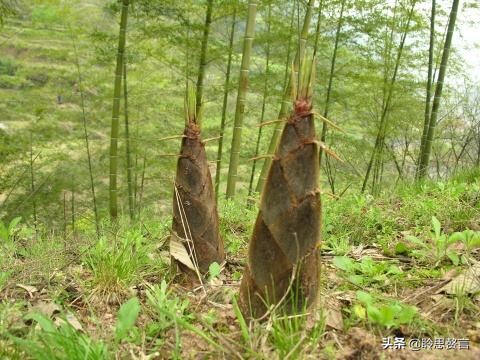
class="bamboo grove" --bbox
[1,0,479,314]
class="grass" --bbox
[0,175,479,358]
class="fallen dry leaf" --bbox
[32,301,61,318]
[55,313,83,331]
[326,308,344,331]
[170,232,196,271]
[16,284,38,296]
[438,261,480,295]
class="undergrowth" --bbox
[0,175,479,358]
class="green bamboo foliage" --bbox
[225,0,258,198]
[318,0,345,166]
[123,62,135,221]
[239,56,321,319]
[70,30,99,237]
[417,0,459,179]
[109,0,129,220]
[214,5,237,200]
[171,84,224,281]
[248,2,272,198]
[256,0,315,194]
[195,0,213,114]
[361,0,417,193]
[0,0,18,26]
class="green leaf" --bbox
[353,304,366,320]
[431,216,441,238]
[0,221,8,241]
[446,251,460,266]
[208,262,221,280]
[25,313,56,333]
[333,256,355,272]
[397,305,417,324]
[348,274,365,286]
[378,305,395,328]
[232,296,250,344]
[405,235,427,248]
[394,242,409,255]
[386,265,403,275]
[356,290,374,305]
[366,305,382,324]
[448,232,465,244]
[8,217,21,233]
[115,297,140,342]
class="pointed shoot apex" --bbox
[184,81,201,126]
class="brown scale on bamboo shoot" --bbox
[239,96,321,319]
[172,102,224,282]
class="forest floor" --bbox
[1,175,480,359]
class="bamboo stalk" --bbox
[361,0,417,193]
[137,153,146,219]
[123,61,135,221]
[109,0,129,219]
[70,29,100,237]
[312,0,324,58]
[417,0,459,179]
[225,0,258,198]
[318,0,345,166]
[415,0,436,167]
[248,1,272,198]
[195,0,213,114]
[215,5,237,201]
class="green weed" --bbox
[333,256,403,287]
[11,312,108,360]
[353,290,417,329]
[84,230,153,298]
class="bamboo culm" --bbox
[214,5,237,200]
[417,0,436,171]
[417,0,459,179]
[226,0,258,198]
[361,0,417,193]
[70,30,100,237]
[123,61,135,221]
[109,0,129,219]
[318,0,345,168]
[248,2,272,198]
[195,0,213,115]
